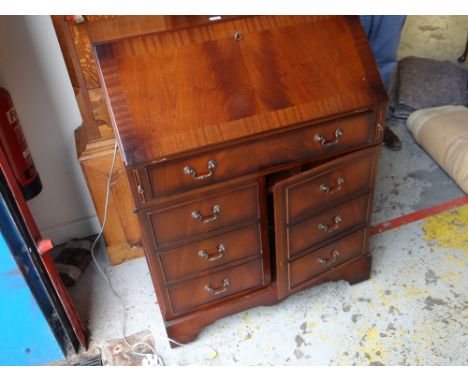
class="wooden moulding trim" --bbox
[74,125,88,160]
[51,16,80,88]
[75,132,119,162]
[52,15,102,141]
[375,104,387,143]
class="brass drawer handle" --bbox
[191,205,222,223]
[204,278,230,295]
[183,160,217,180]
[318,215,342,232]
[314,128,344,147]
[317,250,340,267]
[198,244,226,261]
[319,176,344,194]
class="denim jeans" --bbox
[360,16,407,92]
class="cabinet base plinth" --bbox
[164,285,278,347]
[162,254,372,347]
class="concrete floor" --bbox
[372,119,464,226]
[67,16,468,366]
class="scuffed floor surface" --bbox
[371,119,464,226]
[69,203,467,365]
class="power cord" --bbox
[89,142,217,366]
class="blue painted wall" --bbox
[0,211,64,365]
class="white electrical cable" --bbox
[89,142,217,366]
[89,142,130,342]
[88,142,165,364]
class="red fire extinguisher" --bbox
[0,87,42,200]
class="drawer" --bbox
[287,193,371,258]
[167,258,265,315]
[145,182,260,247]
[138,111,376,201]
[289,229,367,290]
[157,224,262,283]
[285,147,378,223]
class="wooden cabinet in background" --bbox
[94,15,388,344]
[73,132,142,264]
[52,16,182,264]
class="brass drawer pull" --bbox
[319,176,344,194]
[183,160,217,180]
[198,244,226,261]
[204,278,230,295]
[314,128,344,147]
[191,204,222,223]
[317,250,340,267]
[318,215,342,232]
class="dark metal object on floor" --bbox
[55,238,93,287]
[383,127,402,151]
[69,355,103,366]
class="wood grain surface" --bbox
[94,16,387,165]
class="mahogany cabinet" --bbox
[93,15,388,345]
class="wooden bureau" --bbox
[93,15,387,345]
